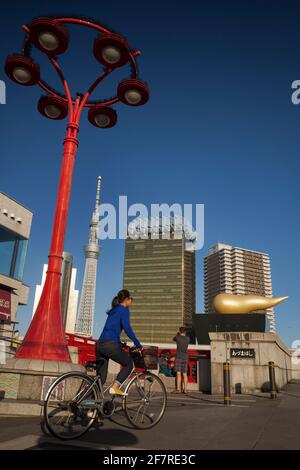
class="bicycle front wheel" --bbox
[124,372,167,429]
[44,371,100,440]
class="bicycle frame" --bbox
[82,366,155,408]
[44,367,167,438]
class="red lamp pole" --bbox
[17,111,80,361]
[5,17,149,361]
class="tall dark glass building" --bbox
[0,192,32,341]
[123,221,196,343]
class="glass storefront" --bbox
[0,226,28,281]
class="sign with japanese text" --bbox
[230,348,255,359]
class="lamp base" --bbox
[0,351,84,415]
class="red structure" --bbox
[5,17,149,361]
[65,333,97,366]
[65,332,210,385]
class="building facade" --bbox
[123,224,196,343]
[204,242,275,332]
[32,252,79,333]
[75,177,102,337]
[0,192,32,340]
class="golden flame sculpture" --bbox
[213,293,288,314]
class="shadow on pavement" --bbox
[35,424,139,450]
[37,416,139,449]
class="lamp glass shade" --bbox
[38,96,68,120]
[118,79,149,106]
[124,89,142,105]
[93,33,130,68]
[29,18,69,55]
[12,67,32,84]
[94,113,111,127]
[38,31,59,51]
[5,56,40,86]
[101,45,122,64]
[88,106,117,128]
[44,104,62,119]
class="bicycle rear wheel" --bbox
[44,371,100,440]
[124,372,167,429]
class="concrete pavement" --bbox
[0,381,300,450]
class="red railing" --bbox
[65,332,210,384]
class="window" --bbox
[0,226,28,281]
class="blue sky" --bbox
[1,0,300,346]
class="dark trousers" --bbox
[96,340,134,386]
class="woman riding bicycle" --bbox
[96,289,143,396]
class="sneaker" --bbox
[109,388,128,397]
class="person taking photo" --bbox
[173,326,190,394]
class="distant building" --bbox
[123,219,196,343]
[32,252,79,333]
[0,192,32,340]
[204,243,275,332]
[75,177,102,337]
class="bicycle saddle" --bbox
[85,360,100,369]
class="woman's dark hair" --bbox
[179,326,187,334]
[107,290,131,314]
[117,289,131,303]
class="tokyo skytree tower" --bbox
[75,176,102,337]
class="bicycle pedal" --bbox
[101,399,115,417]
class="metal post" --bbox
[268,361,277,399]
[16,124,79,362]
[223,362,231,405]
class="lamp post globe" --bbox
[29,18,69,55]
[101,45,122,64]
[5,55,40,86]
[118,79,149,106]
[124,89,143,105]
[93,33,130,68]
[44,104,61,118]
[38,31,60,51]
[13,67,32,84]
[38,96,68,120]
[88,106,117,128]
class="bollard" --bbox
[223,362,231,405]
[268,361,277,399]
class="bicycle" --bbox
[43,344,167,440]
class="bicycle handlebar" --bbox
[121,342,142,354]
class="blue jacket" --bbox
[99,304,142,349]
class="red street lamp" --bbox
[5,17,149,362]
